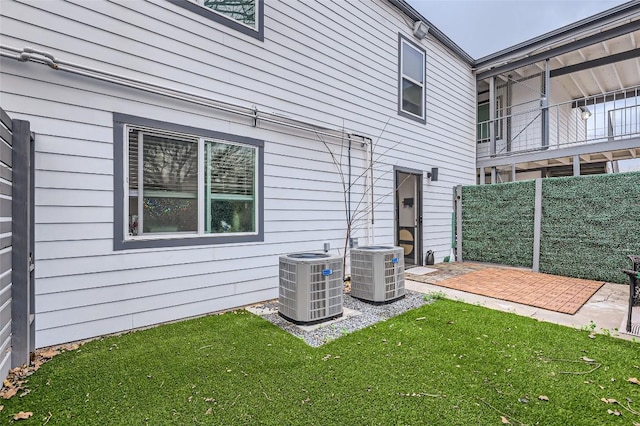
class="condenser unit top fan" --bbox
[350,246,405,303]
[357,246,394,250]
[278,252,343,325]
[287,253,332,259]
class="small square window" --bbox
[398,34,426,123]
[168,0,264,41]
[197,0,257,28]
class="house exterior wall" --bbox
[0,0,475,348]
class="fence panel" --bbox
[459,172,640,284]
[461,180,536,267]
[540,173,640,283]
[0,108,13,380]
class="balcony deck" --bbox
[477,86,640,171]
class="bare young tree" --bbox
[204,0,256,26]
[315,120,409,276]
[143,135,198,193]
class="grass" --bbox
[3,300,640,425]
[423,290,447,302]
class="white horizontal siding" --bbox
[0,0,475,347]
[38,270,275,314]
[36,171,112,192]
[37,286,277,345]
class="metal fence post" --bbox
[11,119,34,369]
[455,185,463,262]
[532,178,542,272]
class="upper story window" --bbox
[113,113,264,250]
[477,96,504,143]
[398,34,426,123]
[197,0,256,27]
[168,0,264,41]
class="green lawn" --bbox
[3,300,639,425]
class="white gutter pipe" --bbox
[0,45,353,142]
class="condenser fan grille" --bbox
[278,253,343,324]
[350,247,405,303]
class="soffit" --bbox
[477,24,640,102]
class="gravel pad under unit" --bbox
[248,290,428,347]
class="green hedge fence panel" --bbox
[461,181,535,267]
[539,172,640,284]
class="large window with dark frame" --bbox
[113,114,263,250]
[398,35,426,122]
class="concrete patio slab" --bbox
[406,279,636,341]
[405,266,438,275]
[427,268,604,314]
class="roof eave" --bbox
[474,0,640,70]
[387,0,475,65]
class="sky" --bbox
[407,0,629,59]
[407,0,639,172]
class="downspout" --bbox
[347,134,352,224]
[367,137,375,245]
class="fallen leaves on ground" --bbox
[500,415,510,424]
[13,411,33,420]
[606,409,621,416]
[629,377,640,385]
[398,392,445,398]
[538,395,549,401]
[40,348,59,359]
[1,387,17,399]
[0,342,84,400]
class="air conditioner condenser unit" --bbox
[278,252,343,324]
[350,246,405,303]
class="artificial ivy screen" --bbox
[460,172,640,283]
[461,180,535,267]
[539,172,640,284]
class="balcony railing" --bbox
[477,85,640,160]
